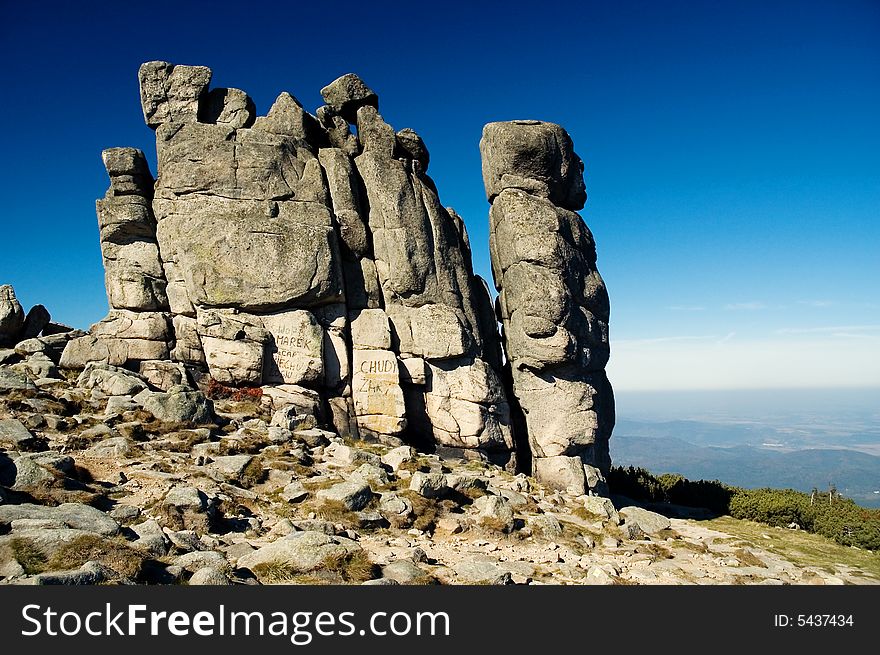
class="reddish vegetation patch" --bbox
[205,378,264,402]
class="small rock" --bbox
[32,561,110,586]
[382,559,429,584]
[350,463,390,486]
[0,419,38,448]
[189,566,232,585]
[619,507,671,534]
[281,481,308,503]
[435,515,463,535]
[0,367,35,391]
[381,445,415,472]
[237,531,362,573]
[131,518,169,556]
[175,550,226,572]
[582,495,620,524]
[209,454,254,480]
[473,494,515,533]
[585,566,616,585]
[141,385,214,425]
[84,436,133,458]
[164,485,207,512]
[0,503,119,536]
[408,471,447,498]
[109,505,141,523]
[316,479,373,511]
[271,405,317,432]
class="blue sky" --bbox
[1,0,878,390]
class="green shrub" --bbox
[608,465,880,551]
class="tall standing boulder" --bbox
[0,286,25,346]
[481,120,614,493]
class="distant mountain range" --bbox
[611,424,880,508]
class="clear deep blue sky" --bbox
[1,0,878,390]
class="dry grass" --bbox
[634,542,674,562]
[239,457,267,488]
[6,537,48,574]
[734,547,767,568]
[47,535,147,579]
[398,490,452,532]
[478,516,513,534]
[218,430,272,456]
[252,550,378,585]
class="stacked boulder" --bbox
[61,62,515,466]
[1,285,80,380]
[480,120,614,494]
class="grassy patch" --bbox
[634,542,674,562]
[398,490,453,532]
[7,537,48,574]
[734,547,767,568]
[571,506,606,523]
[706,517,880,580]
[239,457,267,488]
[46,535,146,579]
[252,550,378,584]
[218,430,272,456]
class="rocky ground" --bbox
[0,360,875,586]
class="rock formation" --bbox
[61,62,514,466]
[481,120,615,495]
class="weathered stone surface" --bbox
[316,479,373,511]
[252,92,322,147]
[0,503,119,536]
[170,315,204,364]
[0,419,37,448]
[141,385,214,425]
[77,363,148,397]
[395,128,429,171]
[237,531,361,572]
[318,148,369,256]
[139,360,187,391]
[619,506,671,534]
[408,471,447,498]
[0,285,25,346]
[533,455,588,496]
[320,74,378,123]
[382,559,429,584]
[480,120,586,210]
[420,357,513,451]
[201,87,255,129]
[155,197,343,311]
[189,566,232,585]
[139,61,212,128]
[0,367,35,391]
[260,309,323,385]
[351,349,406,435]
[316,106,359,156]
[582,495,620,523]
[482,120,614,480]
[473,494,515,532]
[349,309,391,350]
[381,445,415,472]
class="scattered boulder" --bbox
[189,566,231,585]
[472,494,515,533]
[408,471,447,498]
[236,531,362,573]
[619,507,671,534]
[316,479,373,511]
[141,385,214,425]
